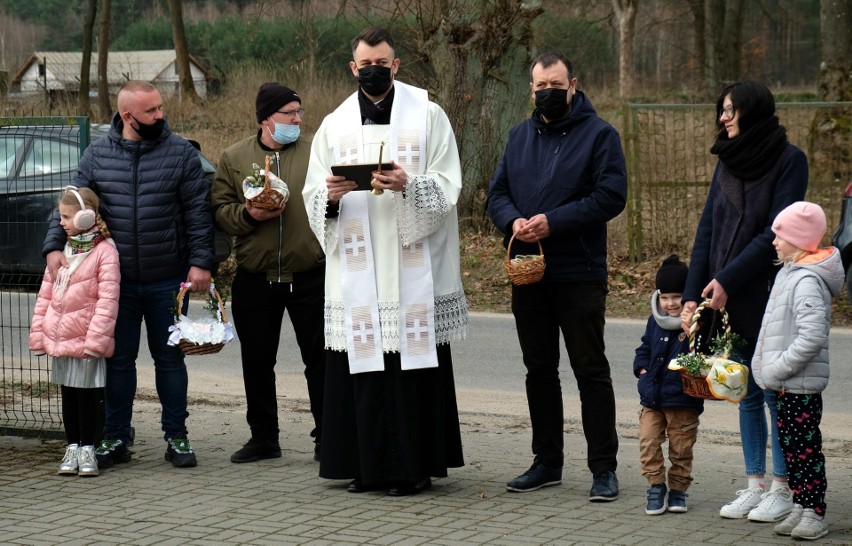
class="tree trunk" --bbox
[79,0,97,116]
[819,0,852,101]
[719,0,745,83]
[701,0,745,89]
[811,0,852,191]
[167,0,200,102]
[613,0,637,98]
[686,0,707,92]
[405,0,543,227]
[97,0,112,122]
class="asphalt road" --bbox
[4,290,852,439]
[184,308,852,416]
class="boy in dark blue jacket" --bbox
[634,255,703,515]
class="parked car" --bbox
[831,181,852,300]
[0,123,230,282]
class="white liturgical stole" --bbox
[335,83,437,374]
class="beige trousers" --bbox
[638,406,700,492]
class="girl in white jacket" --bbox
[752,201,844,540]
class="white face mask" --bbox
[267,121,300,145]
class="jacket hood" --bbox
[531,90,596,132]
[109,112,173,145]
[788,246,845,297]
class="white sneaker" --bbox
[791,509,829,540]
[77,445,99,477]
[747,488,794,522]
[775,504,804,536]
[57,444,79,475]
[719,487,764,518]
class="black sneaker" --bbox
[94,437,131,469]
[590,470,619,501]
[165,437,197,468]
[230,438,282,464]
[506,462,562,492]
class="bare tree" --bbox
[79,0,98,115]
[613,0,637,98]
[699,0,746,88]
[97,0,112,121]
[811,0,852,188]
[686,0,707,91]
[167,0,200,102]
[819,0,852,101]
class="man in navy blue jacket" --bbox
[487,52,627,501]
[43,81,215,470]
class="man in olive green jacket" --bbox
[212,83,325,464]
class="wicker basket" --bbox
[505,233,546,285]
[247,155,289,210]
[680,370,715,399]
[678,300,730,400]
[174,285,228,356]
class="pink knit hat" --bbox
[771,201,826,252]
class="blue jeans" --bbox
[105,277,188,442]
[739,340,786,478]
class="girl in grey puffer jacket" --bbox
[752,202,844,540]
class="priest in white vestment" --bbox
[303,27,468,496]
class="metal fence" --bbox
[620,102,852,262]
[0,116,92,437]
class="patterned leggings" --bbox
[777,391,826,516]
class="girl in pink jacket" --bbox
[29,186,120,477]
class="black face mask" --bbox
[130,115,166,141]
[358,65,393,97]
[534,88,570,121]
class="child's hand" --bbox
[638,369,647,375]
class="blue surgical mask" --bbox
[267,121,300,145]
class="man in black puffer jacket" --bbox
[43,81,215,470]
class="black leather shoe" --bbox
[506,462,562,492]
[589,470,619,502]
[346,479,387,493]
[387,477,432,496]
[230,438,282,464]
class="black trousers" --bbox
[511,280,618,472]
[230,265,326,442]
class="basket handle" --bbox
[175,283,228,324]
[264,155,271,190]
[688,299,729,356]
[505,232,544,264]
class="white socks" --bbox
[748,477,766,491]
[769,479,789,492]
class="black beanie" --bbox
[655,254,688,294]
[255,83,301,123]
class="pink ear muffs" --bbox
[65,186,96,230]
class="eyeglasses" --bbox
[276,108,305,118]
[720,105,735,119]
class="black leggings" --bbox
[61,386,105,446]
